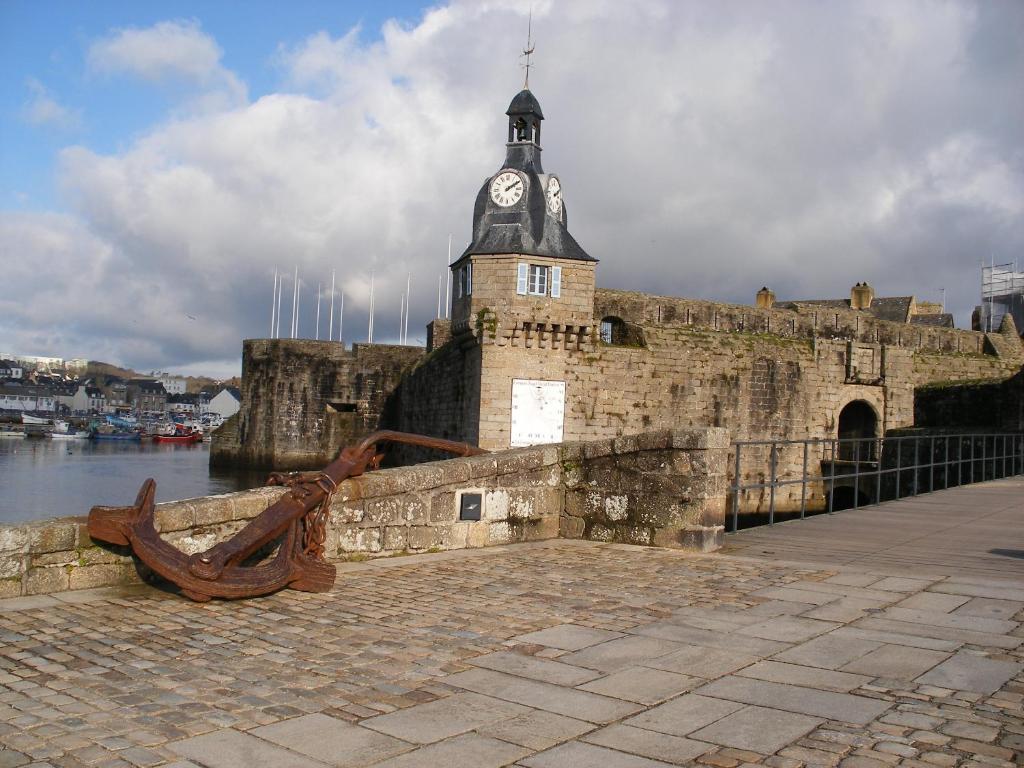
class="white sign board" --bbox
[510,379,566,447]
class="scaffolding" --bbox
[980,262,1024,333]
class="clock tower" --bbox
[449,86,598,450]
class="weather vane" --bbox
[521,9,535,89]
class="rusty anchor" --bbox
[87,431,486,601]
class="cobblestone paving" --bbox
[1,537,1021,768]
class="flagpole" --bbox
[315,281,322,340]
[276,272,283,339]
[400,293,405,345]
[291,265,298,338]
[404,272,411,344]
[328,270,335,341]
[295,272,301,338]
[445,234,452,319]
[270,269,278,338]
[368,272,375,343]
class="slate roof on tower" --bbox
[459,88,596,264]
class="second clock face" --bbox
[546,176,562,216]
[490,171,524,207]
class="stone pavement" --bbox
[724,478,1024,581]
[1,481,1022,768]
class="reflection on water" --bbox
[0,438,267,524]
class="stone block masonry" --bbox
[212,339,424,470]
[1,428,726,597]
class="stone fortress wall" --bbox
[389,286,1022,513]
[214,282,1023,516]
[212,340,424,470]
[2,429,726,598]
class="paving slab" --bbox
[577,667,699,705]
[444,668,643,723]
[735,615,840,643]
[829,625,961,652]
[669,605,767,627]
[749,586,839,606]
[689,705,822,754]
[367,733,529,768]
[880,606,1018,635]
[629,622,791,657]
[643,644,759,679]
[519,740,676,768]
[511,625,624,651]
[929,581,1024,602]
[914,652,1023,694]
[581,724,711,765]
[169,729,325,768]
[623,694,744,737]
[853,617,1022,649]
[895,593,971,613]
[361,692,528,744]
[735,660,872,692]
[871,577,939,593]
[469,651,602,686]
[251,714,412,766]
[694,676,891,725]
[557,636,684,673]
[824,573,883,587]
[802,596,891,623]
[782,581,905,603]
[475,710,594,751]
[772,634,883,670]
[840,644,950,680]
[953,597,1024,620]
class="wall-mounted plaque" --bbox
[510,379,566,447]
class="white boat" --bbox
[50,420,89,440]
[21,414,51,425]
[0,428,26,439]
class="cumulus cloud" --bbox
[87,19,246,109]
[21,78,81,129]
[4,0,1023,373]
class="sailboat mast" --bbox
[328,270,336,341]
[270,269,278,338]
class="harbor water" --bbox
[0,438,266,524]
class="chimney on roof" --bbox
[756,286,775,310]
[850,282,874,310]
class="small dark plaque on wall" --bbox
[459,492,482,521]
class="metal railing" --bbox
[728,432,1024,532]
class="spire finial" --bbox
[520,9,535,89]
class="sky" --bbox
[1,0,1022,379]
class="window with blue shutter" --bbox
[517,263,528,295]
[550,266,561,298]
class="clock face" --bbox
[490,170,524,207]
[546,176,562,216]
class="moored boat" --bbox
[90,429,143,441]
[152,422,202,444]
[50,420,89,440]
[0,428,26,439]
[21,414,51,426]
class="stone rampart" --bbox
[211,339,424,470]
[1,428,727,597]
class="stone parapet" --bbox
[0,428,727,597]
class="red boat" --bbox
[152,424,203,444]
